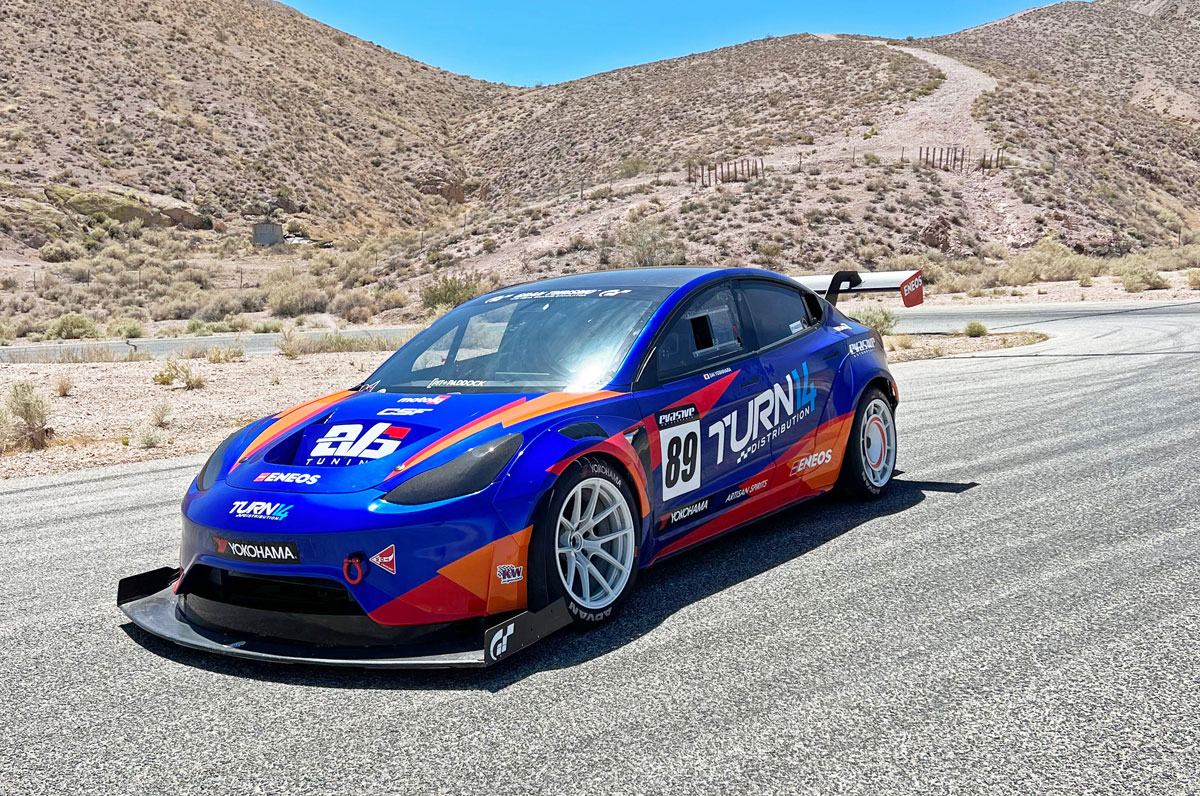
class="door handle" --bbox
[737,375,759,387]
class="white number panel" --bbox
[657,404,702,500]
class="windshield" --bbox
[365,288,667,394]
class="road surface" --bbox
[2,301,1198,794]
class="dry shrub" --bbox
[45,313,101,340]
[1115,262,1168,292]
[420,273,489,309]
[266,269,329,317]
[848,305,898,335]
[107,318,145,339]
[205,344,244,363]
[135,424,164,449]
[329,289,376,321]
[153,360,206,389]
[276,330,410,358]
[54,375,73,397]
[619,219,685,268]
[964,321,988,338]
[1187,269,1200,290]
[8,381,52,450]
[150,400,172,428]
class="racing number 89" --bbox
[661,421,701,500]
[665,432,698,489]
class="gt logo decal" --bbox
[309,423,408,460]
[657,404,701,500]
[488,623,515,661]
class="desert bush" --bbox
[153,360,205,389]
[53,375,73,397]
[1187,269,1200,290]
[107,318,145,339]
[619,219,684,268]
[849,305,898,335]
[253,319,285,334]
[178,342,210,359]
[329,289,376,321]
[8,381,52,450]
[420,273,488,309]
[135,424,163,449]
[150,400,172,428]
[1108,261,1166,295]
[277,330,409,358]
[205,344,244,363]
[45,313,101,340]
[964,321,988,338]
[37,240,85,263]
[265,270,329,317]
[1013,237,1098,282]
[481,238,498,253]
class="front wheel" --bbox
[837,387,897,499]
[530,457,640,625]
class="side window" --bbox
[456,304,513,362]
[411,327,456,372]
[740,282,814,348]
[656,285,744,381]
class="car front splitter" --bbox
[117,567,570,669]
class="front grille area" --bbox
[177,564,484,650]
[183,565,362,615]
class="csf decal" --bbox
[901,271,924,308]
[302,423,409,466]
[656,404,701,500]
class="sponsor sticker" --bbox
[901,271,924,307]
[427,378,486,389]
[725,478,769,504]
[254,472,321,485]
[370,544,397,575]
[395,395,450,405]
[849,338,876,357]
[657,404,701,501]
[302,423,408,466]
[228,500,293,521]
[488,622,515,660]
[789,448,834,477]
[703,367,733,382]
[212,535,300,563]
[378,407,433,417]
[496,564,524,584]
[709,362,818,466]
[667,497,710,526]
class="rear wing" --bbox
[794,270,924,308]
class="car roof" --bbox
[479,266,797,299]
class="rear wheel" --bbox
[838,387,897,499]
[530,457,640,625]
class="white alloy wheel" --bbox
[554,477,636,611]
[860,397,896,488]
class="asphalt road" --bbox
[2,301,1198,794]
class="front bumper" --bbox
[118,567,570,669]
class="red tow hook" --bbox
[343,553,365,585]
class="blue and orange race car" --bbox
[119,266,924,667]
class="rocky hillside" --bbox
[458,35,940,205]
[0,0,507,249]
[924,0,1200,250]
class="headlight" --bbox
[196,430,241,491]
[381,433,522,505]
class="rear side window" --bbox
[655,285,744,381]
[740,282,814,347]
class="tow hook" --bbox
[343,553,365,585]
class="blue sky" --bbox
[285,1,1054,86]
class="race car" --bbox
[119,266,924,668]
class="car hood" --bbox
[223,388,620,494]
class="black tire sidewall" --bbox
[529,456,640,625]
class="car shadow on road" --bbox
[121,476,978,691]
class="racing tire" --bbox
[837,387,897,500]
[529,456,640,626]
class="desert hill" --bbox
[0,0,507,248]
